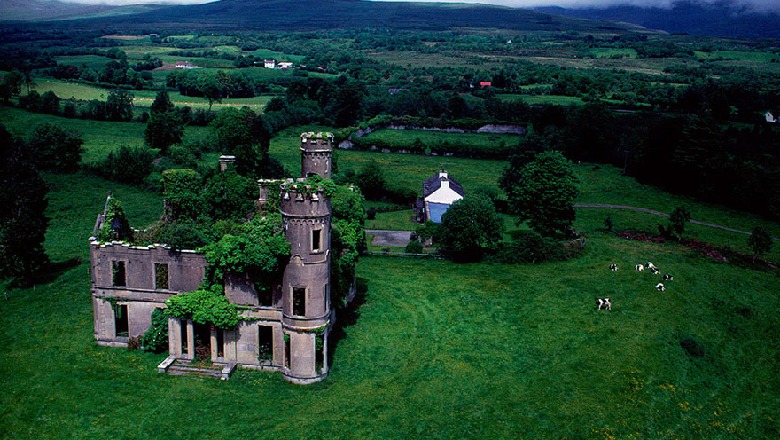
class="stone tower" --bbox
[279,132,334,384]
[300,131,333,179]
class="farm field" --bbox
[0,107,209,163]
[1,165,778,438]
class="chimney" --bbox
[219,155,236,171]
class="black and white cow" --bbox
[635,264,644,271]
[662,274,674,281]
[650,267,660,275]
[610,263,619,271]
[596,297,612,310]
[655,283,666,292]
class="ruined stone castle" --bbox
[91,132,337,384]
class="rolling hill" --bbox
[2,0,644,35]
[535,1,780,39]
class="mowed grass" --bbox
[1,177,778,438]
[359,128,520,150]
[498,93,585,106]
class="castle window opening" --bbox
[284,336,291,369]
[312,229,322,253]
[258,326,273,362]
[112,261,126,287]
[114,304,129,337]
[293,287,306,316]
[181,321,188,353]
[315,333,325,373]
[259,288,273,307]
[216,328,224,358]
[154,263,169,290]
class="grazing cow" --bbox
[650,267,660,275]
[596,297,612,310]
[610,263,619,271]
[662,274,674,281]
[646,262,656,270]
[655,283,666,292]
[635,264,644,271]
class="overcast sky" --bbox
[57,0,780,13]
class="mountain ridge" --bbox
[534,1,780,39]
[0,0,644,35]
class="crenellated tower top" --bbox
[300,132,333,179]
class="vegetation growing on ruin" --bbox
[165,284,239,330]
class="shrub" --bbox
[142,308,169,353]
[405,240,423,254]
[90,145,154,184]
[490,231,570,264]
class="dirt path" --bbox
[575,203,779,240]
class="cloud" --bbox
[373,0,780,13]
[59,0,217,5]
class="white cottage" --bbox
[419,170,465,223]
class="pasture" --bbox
[0,165,777,438]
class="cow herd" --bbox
[596,261,675,311]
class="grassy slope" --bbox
[1,206,778,437]
[0,116,778,438]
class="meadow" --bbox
[1,165,778,438]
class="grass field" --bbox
[498,93,585,106]
[0,107,209,163]
[1,167,778,437]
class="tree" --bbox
[503,150,579,237]
[747,226,772,263]
[145,90,183,154]
[27,123,83,172]
[662,206,691,241]
[105,89,134,121]
[2,69,23,98]
[435,195,503,261]
[0,124,49,285]
[356,161,387,201]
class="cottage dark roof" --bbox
[423,171,464,199]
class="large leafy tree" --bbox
[747,226,773,263]
[0,124,49,285]
[105,89,134,121]
[435,195,503,262]
[144,90,184,154]
[503,150,579,237]
[208,107,283,178]
[27,123,83,172]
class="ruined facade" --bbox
[91,132,336,384]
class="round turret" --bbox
[300,132,333,179]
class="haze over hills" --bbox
[534,1,780,39]
[1,0,645,34]
[0,0,165,22]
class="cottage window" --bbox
[154,263,169,290]
[114,304,129,337]
[293,287,306,316]
[112,261,126,287]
